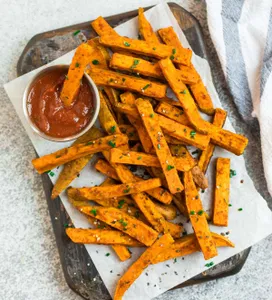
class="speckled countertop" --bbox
[1,1,272,299]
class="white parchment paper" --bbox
[4,3,272,299]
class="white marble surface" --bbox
[0,0,272,300]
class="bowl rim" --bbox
[22,64,100,142]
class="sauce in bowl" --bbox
[27,68,94,138]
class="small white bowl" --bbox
[23,64,100,142]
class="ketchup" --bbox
[27,69,94,138]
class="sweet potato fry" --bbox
[99,34,192,66]
[88,68,167,98]
[99,90,122,134]
[88,37,111,64]
[184,171,217,260]
[60,43,94,106]
[191,165,209,190]
[110,53,197,84]
[213,158,231,227]
[169,144,196,169]
[32,134,128,174]
[51,127,103,199]
[135,98,184,194]
[87,38,109,69]
[158,58,209,133]
[119,124,139,141]
[95,159,119,180]
[152,232,234,264]
[120,91,136,105]
[158,115,210,150]
[113,164,182,237]
[199,108,227,172]
[91,16,118,37]
[158,26,214,114]
[69,178,161,200]
[155,101,191,126]
[66,228,143,246]
[156,102,248,155]
[110,148,195,172]
[138,7,160,43]
[114,234,174,300]
[79,206,159,246]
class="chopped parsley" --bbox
[167,165,174,171]
[157,144,161,150]
[173,258,177,263]
[124,41,130,47]
[49,171,55,177]
[197,210,204,216]
[190,130,196,139]
[176,188,181,191]
[137,156,142,160]
[229,204,232,207]
[205,261,214,268]
[142,83,151,90]
[110,125,116,133]
[75,62,80,68]
[117,199,126,209]
[230,169,237,178]
[56,155,61,158]
[119,218,128,227]
[73,30,81,36]
[122,78,126,82]
[150,113,154,118]
[92,60,99,65]
[105,253,110,257]
[153,47,156,50]
[123,187,131,193]
[183,128,187,133]
[85,141,94,146]
[90,209,97,216]
[108,140,116,148]
[170,55,175,60]
[130,59,140,69]
[238,208,243,211]
[172,48,176,54]
[190,210,195,215]
[65,75,69,80]
[180,90,187,94]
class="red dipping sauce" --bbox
[27,68,94,138]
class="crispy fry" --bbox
[152,232,234,264]
[213,158,230,227]
[155,101,191,126]
[114,234,174,300]
[51,127,103,199]
[110,53,197,84]
[79,206,159,246]
[87,39,109,69]
[95,159,119,180]
[199,108,227,172]
[60,43,94,106]
[157,102,248,155]
[191,165,209,190]
[119,124,139,141]
[88,68,167,98]
[110,148,195,172]
[113,164,182,237]
[138,7,160,43]
[154,202,177,220]
[172,194,188,218]
[99,90,121,134]
[184,171,217,260]
[120,91,136,105]
[100,34,192,66]
[66,228,143,246]
[135,98,184,194]
[158,27,214,114]
[88,37,111,63]
[169,144,196,169]
[158,115,210,150]
[69,178,161,200]
[112,245,132,261]
[32,134,128,174]
[91,16,118,37]
[158,58,209,133]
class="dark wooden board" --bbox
[17,3,250,299]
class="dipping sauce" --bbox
[27,68,94,138]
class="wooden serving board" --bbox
[17,3,250,299]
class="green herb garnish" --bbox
[170,55,175,60]
[122,78,126,82]
[65,75,69,80]
[49,171,55,177]
[142,84,151,90]
[124,41,130,47]
[190,130,196,139]
[190,210,195,215]
[130,59,140,69]
[56,155,61,158]
[117,199,126,209]
[197,210,204,216]
[150,113,154,118]
[238,208,243,211]
[110,125,116,133]
[105,253,110,257]
[90,209,97,216]
[123,187,131,194]
[92,60,99,65]
[230,169,237,178]
[229,204,232,207]
[108,140,116,148]
[137,156,142,160]
[167,165,174,171]
[180,90,186,94]
[205,261,214,268]
[85,141,94,146]
[153,47,156,50]
[75,62,80,68]
[157,144,161,150]
[172,48,176,54]
[119,218,128,227]
[73,30,81,36]
[176,188,181,191]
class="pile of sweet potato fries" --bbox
[32,8,248,299]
